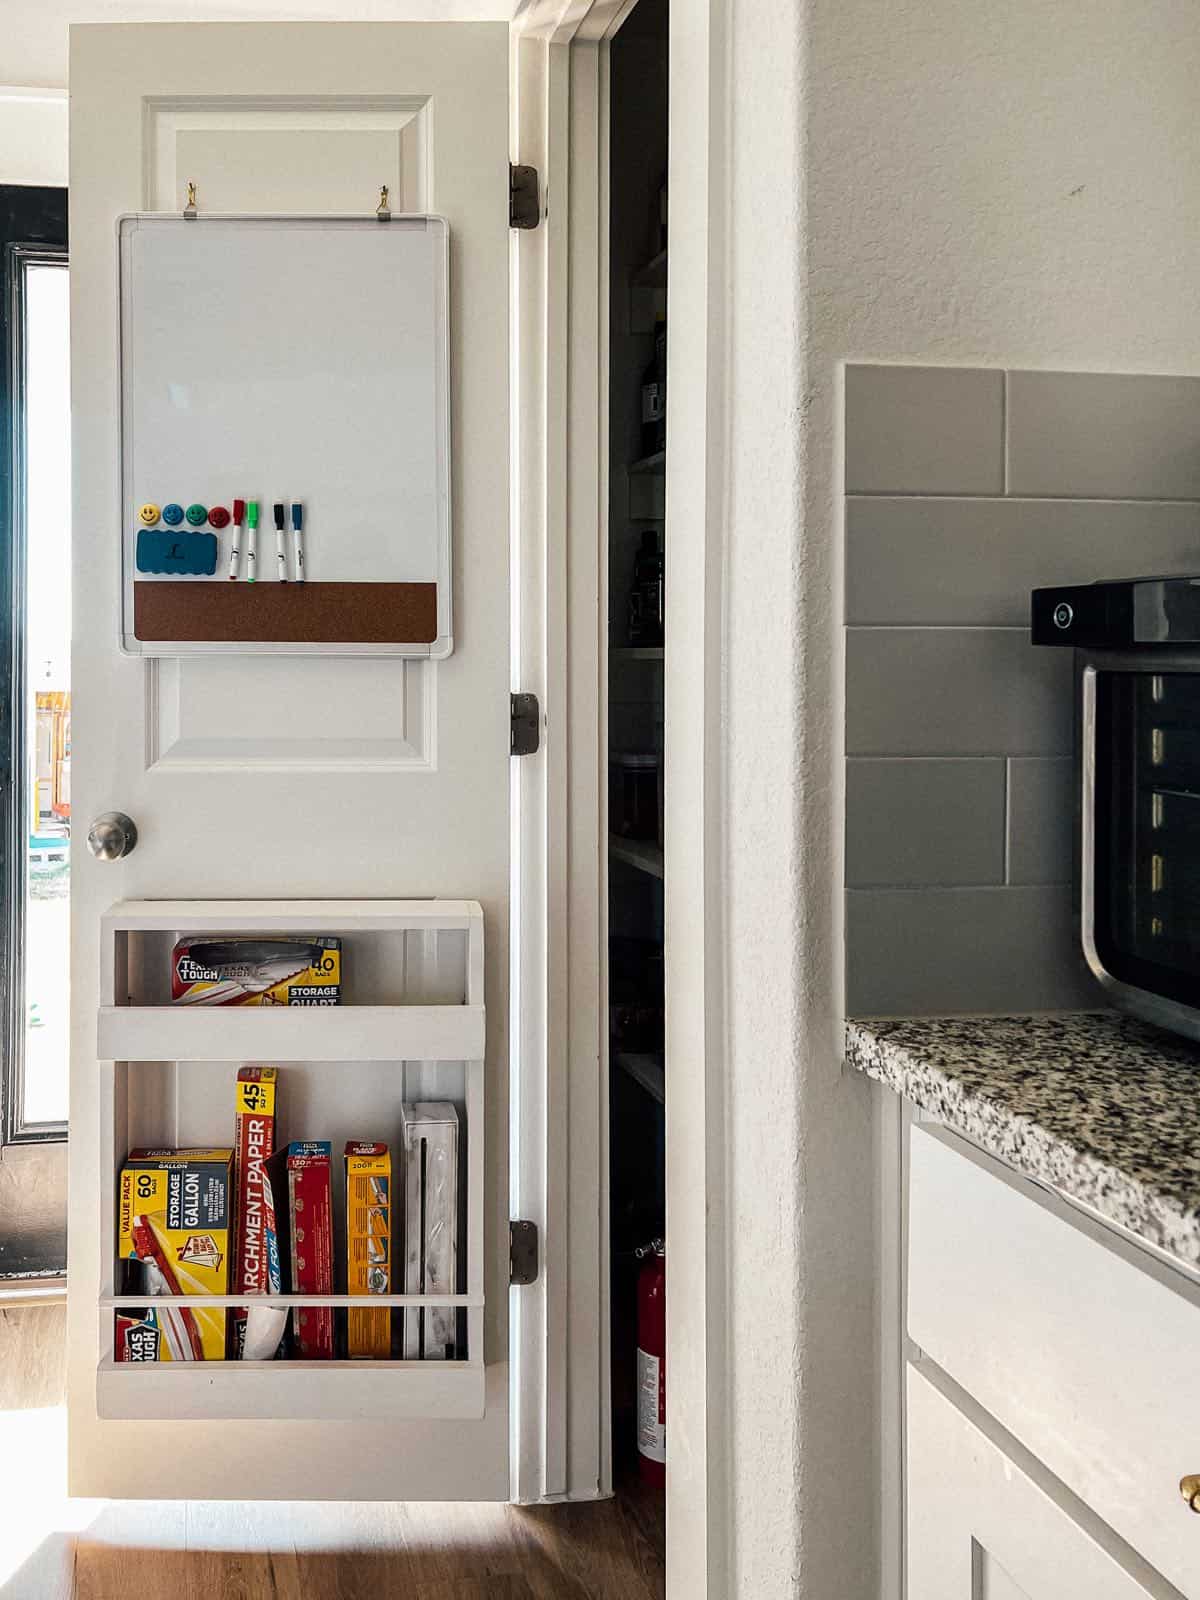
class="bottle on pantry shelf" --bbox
[628,528,664,648]
[640,318,667,459]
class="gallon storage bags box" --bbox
[345,1142,392,1358]
[265,1140,334,1358]
[116,1148,233,1361]
[402,1103,460,1360]
[171,936,342,1005]
[231,1066,282,1359]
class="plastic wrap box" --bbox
[401,1103,460,1360]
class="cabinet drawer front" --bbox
[908,1124,1200,1595]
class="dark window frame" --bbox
[1,185,69,1151]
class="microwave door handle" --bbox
[1079,665,1106,983]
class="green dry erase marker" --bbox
[245,500,259,582]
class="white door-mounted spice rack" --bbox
[95,899,485,1423]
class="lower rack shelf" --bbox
[98,1292,486,1420]
[96,1354,486,1422]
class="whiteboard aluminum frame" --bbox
[116,212,453,658]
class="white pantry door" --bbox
[68,22,517,1500]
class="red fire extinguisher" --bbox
[636,1238,666,1487]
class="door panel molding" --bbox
[145,657,435,773]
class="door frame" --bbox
[511,5,728,1593]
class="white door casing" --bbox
[69,21,513,1500]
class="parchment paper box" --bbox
[265,1140,333,1358]
[401,1103,460,1360]
[345,1142,391,1359]
[231,1066,279,1358]
[116,1147,233,1362]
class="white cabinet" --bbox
[908,1366,1166,1600]
[904,1122,1200,1600]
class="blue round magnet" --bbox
[162,502,185,526]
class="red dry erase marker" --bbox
[228,499,245,580]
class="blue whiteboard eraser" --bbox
[136,527,218,576]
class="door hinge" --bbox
[510,1220,539,1285]
[509,164,541,230]
[510,692,540,756]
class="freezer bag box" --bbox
[345,1142,391,1359]
[171,936,342,1006]
[231,1066,281,1359]
[401,1103,460,1360]
[265,1140,334,1359]
[116,1147,233,1362]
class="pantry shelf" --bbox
[609,834,664,879]
[611,646,664,660]
[628,451,665,476]
[97,1002,486,1063]
[613,1050,664,1105]
[631,247,667,287]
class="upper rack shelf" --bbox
[98,898,486,1062]
[97,1003,485,1063]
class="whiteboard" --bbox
[118,214,451,656]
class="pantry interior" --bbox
[606,0,669,1492]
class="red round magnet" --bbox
[208,505,231,529]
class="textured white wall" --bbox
[0,91,67,185]
[713,1,1200,1596]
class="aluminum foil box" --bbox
[345,1142,392,1359]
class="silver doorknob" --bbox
[87,812,138,861]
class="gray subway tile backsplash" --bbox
[846,759,1005,887]
[845,886,1097,1015]
[843,360,1200,1017]
[1006,758,1074,886]
[845,365,1005,495]
[846,496,1200,626]
[846,628,1073,757]
[1007,370,1200,501]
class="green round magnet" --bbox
[185,502,208,526]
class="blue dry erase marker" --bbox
[291,502,304,584]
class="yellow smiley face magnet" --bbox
[138,502,161,526]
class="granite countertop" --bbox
[846,1010,1200,1267]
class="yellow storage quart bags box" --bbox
[345,1142,391,1358]
[171,936,342,1006]
[116,1148,233,1362]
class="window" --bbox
[0,185,68,1277]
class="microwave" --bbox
[1033,575,1200,1042]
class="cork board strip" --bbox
[134,581,438,645]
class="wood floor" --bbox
[0,1318,663,1600]
[64,1488,665,1600]
[0,1400,664,1600]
